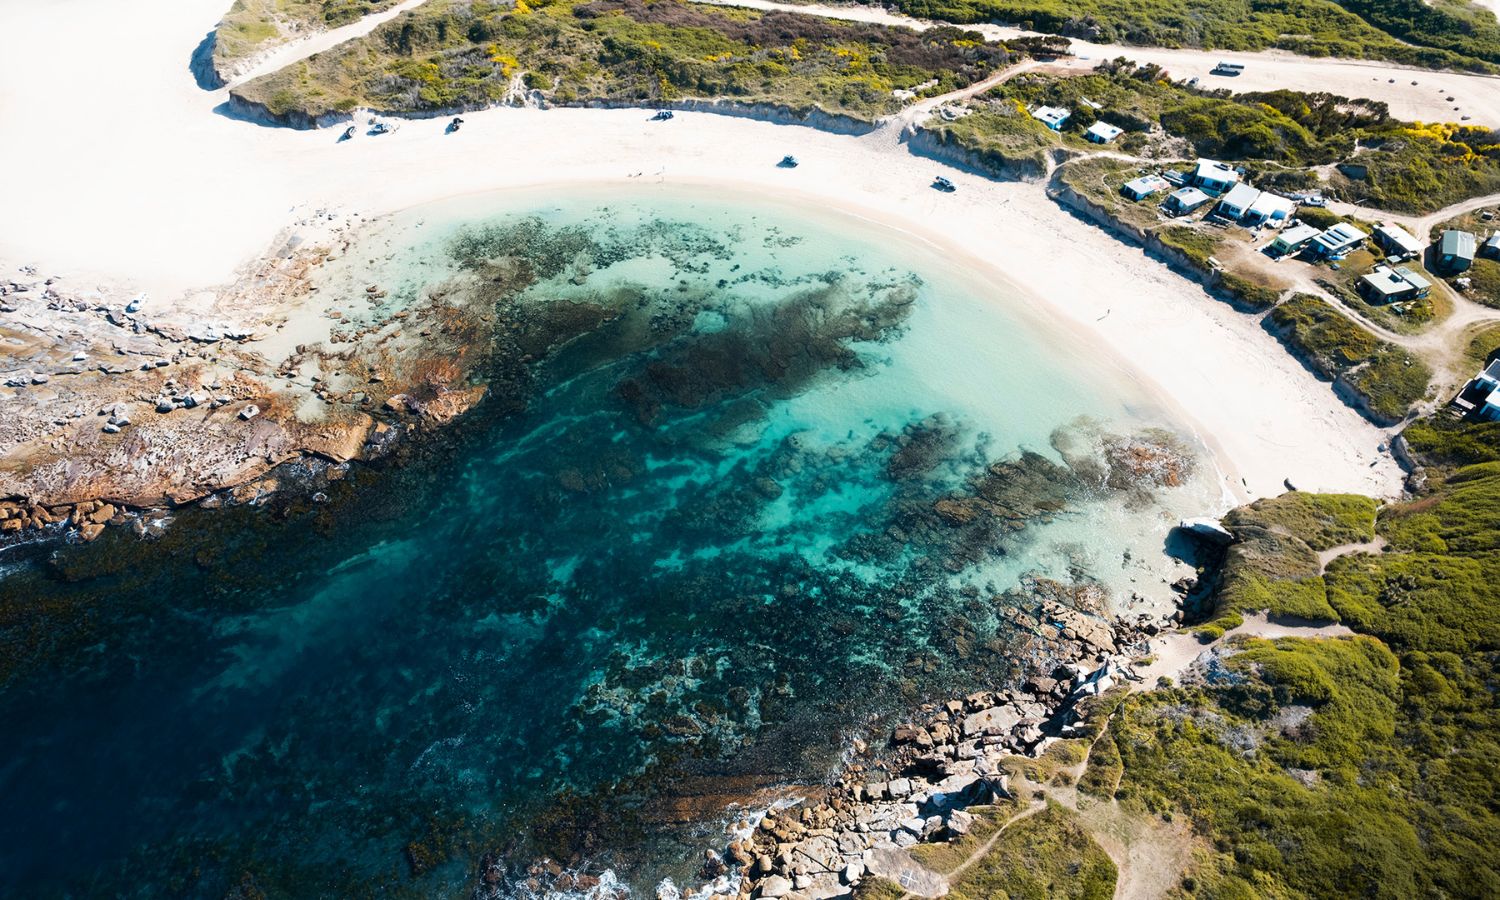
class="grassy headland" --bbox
[1055,419,1500,897]
[231,0,1011,122]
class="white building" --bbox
[1245,192,1295,226]
[1085,121,1123,143]
[1192,159,1240,194]
[1121,174,1169,200]
[1216,183,1261,219]
[1374,223,1424,261]
[1165,186,1213,216]
[1310,222,1369,258]
[1032,106,1071,130]
[1270,222,1321,256]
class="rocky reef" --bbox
[0,201,1210,898]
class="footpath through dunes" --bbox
[696,0,1500,127]
[219,0,436,89]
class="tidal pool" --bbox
[0,186,1220,897]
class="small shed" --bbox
[1085,121,1123,144]
[1481,232,1500,260]
[1032,106,1071,130]
[1121,174,1169,201]
[1374,223,1424,261]
[1310,222,1369,258]
[1271,222,1322,255]
[1437,229,1477,273]
[1165,187,1213,216]
[1216,183,1261,220]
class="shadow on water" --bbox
[1163,526,1205,565]
[189,30,224,91]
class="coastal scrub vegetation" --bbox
[950,61,1500,215]
[1402,412,1500,468]
[1087,437,1500,897]
[213,0,403,72]
[1465,322,1500,372]
[232,0,1011,121]
[939,803,1117,900]
[887,0,1500,70]
[1194,492,1378,632]
[1224,491,1377,551]
[917,98,1062,178]
[1267,294,1432,424]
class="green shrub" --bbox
[1113,451,1500,896]
[1268,294,1430,423]
[1225,492,1377,550]
[232,0,1012,121]
[887,0,1500,69]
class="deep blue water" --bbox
[0,191,1207,898]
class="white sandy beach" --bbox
[0,0,1413,504]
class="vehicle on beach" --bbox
[339,125,355,142]
[932,175,955,192]
[368,120,394,136]
[447,116,464,134]
[1211,61,1245,76]
[651,109,674,121]
[779,155,799,168]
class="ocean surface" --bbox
[0,187,1220,897]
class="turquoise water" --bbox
[0,187,1215,897]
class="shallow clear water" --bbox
[0,187,1216,897]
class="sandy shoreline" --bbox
[0,0,1404,505]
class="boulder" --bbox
[1179,516,1234,544]
[946,809,976,836]
[962,705,1021,737]
[757,876,793,899]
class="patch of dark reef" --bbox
[0,212,1191,898]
